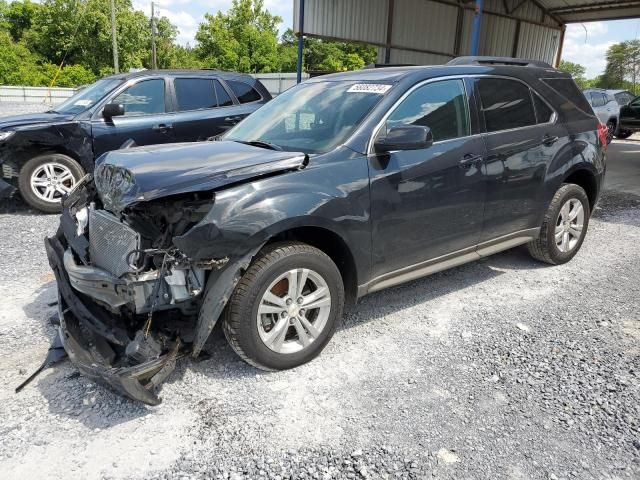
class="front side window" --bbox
[224,81,388,153]
[175,78,217,111]
[112,79,165,116]
[227,80,262,103]
[477,78,536,132]
[385,79,470,142]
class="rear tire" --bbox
[223,242,345,371]
[18,153,84,213]
[527,184,590,265]
[606,121,615,144]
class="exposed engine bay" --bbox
[45,176,226,405]
[35,140,308,405]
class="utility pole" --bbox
[151,2,157,70]
[110,0,119,73]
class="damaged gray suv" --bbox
[44,58,606,404]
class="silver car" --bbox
[583,88,619,143]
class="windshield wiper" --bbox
[235,139,283,151]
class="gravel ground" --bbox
[0,104,638,479]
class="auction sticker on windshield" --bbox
[347,84,392,94]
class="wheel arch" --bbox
[563,167,598,212]
[264,225,359,306]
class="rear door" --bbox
[169,77,242,141]
[473,76,567,241]
[91,78,174,157]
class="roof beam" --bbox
[549,0,640,13]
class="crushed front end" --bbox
[45,175,221,405]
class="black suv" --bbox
[0,70,270,212]
[45,57,606,404]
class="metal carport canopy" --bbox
[292,0,640,75]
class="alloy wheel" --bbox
[256,268,332,354]
[30,162,76,203]
[555,198,585,253]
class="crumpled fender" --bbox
[192,248,261,357]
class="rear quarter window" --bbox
[227,80,262,104]
[543,78,593,114]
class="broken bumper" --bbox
[45,234,180,405]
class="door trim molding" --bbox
[358,228,540,296]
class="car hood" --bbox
[0,111,75,130]
[94,141,307,212]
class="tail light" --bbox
[597,123,608,149]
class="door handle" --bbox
[542,134,559,146]
[459,153,483,169]
[152,123,173,132]
[224,115,243,124]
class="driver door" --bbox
[369,79,487,278]
[92,78,174,158]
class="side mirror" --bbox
[103,103,124,119]
[374,125,433,152]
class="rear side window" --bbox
[532,93,554,124]
[227,80,262,103]
[543,78,593,113]
[592,93,605,108]
[614,92,632,105]
[386,79,470,142]
[477,78,536,132]
[175,78,217,111]
[214,81,233,107]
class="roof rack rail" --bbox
[363,63,417,69]
[447,56,554,69]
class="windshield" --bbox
[224,81,391,153]
[53,78,124,115]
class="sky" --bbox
[132,0,638,80]
[563,19,640,78]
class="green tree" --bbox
[599,40,640,93]
[3,0,40,41]
[558,60,587,88]
[25,0,177,74]
[195,0,281,73]
[278,28,377,73]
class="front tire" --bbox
[222,242,345,371]
[615,129,633,139]
[18,153,84,213]
[527,184,590,265]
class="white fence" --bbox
[0,86,78,104]
[0,73,308,105]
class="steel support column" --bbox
[385,0,395,63]
[470,0,484,56]
[555,25,566,67]
[296,0,305,83]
